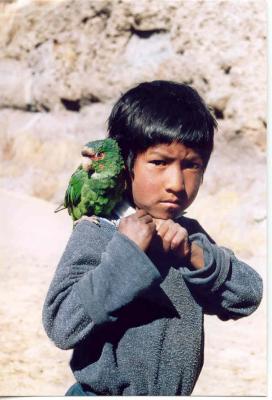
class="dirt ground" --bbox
[0,188,267,396]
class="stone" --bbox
[0,0,266,236]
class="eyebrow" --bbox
[148,149,174,157]
[148,149,203,162]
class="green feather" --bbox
[55,138,126,222]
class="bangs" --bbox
[128,102,215,156]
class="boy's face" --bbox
[131,142,204,220]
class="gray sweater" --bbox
[42,216,263,396]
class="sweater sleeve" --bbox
[42,220,161,350]
[180,233,263,320]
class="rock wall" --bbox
[0,0,267,252]
[0,1,267,395]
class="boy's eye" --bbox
[150,160,167,166]
[192,163,201,169]
[183,160,203,170]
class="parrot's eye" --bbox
[93,152,104,160]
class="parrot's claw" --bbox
[90,216,101,226]
[74,215,101,227]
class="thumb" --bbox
[153,218,164,231]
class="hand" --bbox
[153,219,204,269]
[118,209,156,252]
[153,218,191,258]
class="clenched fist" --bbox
[153,218,204,269]
[118,209,156,252]
[154,219,190,256]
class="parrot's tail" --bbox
[54,204,66,213]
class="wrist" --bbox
[189,242,204,270]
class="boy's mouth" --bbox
[159,200,183,213]
[159,199,186,217]
[160,202,181,211]
[150,203,184,220]
[160,198,181,205]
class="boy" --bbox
[42,80,263,396]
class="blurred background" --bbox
[0,0,267,396]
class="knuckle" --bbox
[178,227,187,237]
[171,242,179,250]
[142,225,150,233]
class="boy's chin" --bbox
[148,208,184,220]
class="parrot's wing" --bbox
[64,169,85,210]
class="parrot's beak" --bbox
[81,147,95,157]
[81,156,93,172]
[81,147,95,172]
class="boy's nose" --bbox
[165,167,185,194]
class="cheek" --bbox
[133,175,154,196]
[131,171,159,204]
[187,174,202,199]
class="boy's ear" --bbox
[127,165,134,180]
[199,168,204,184]
[124,167,133,192]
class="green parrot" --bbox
[55,138,126,224]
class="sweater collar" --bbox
[113,199,136,219]
[112,199,186,222]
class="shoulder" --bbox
[74,217,117,235]
[70,217,117,247]
[176,215,215,244]
[59,217,117,264]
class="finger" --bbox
[149,221,157,233]
[157,225,176,252]
[135,208,148,218]
[153,218,164,230]
[139,214,154,224]
[156,220,171,237]
[162,225,181,251]
[157,220,180,238]
[163,223,188,250]
[169,230,185,250]
[171,231,191,257]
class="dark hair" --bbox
[107,80,217,171]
